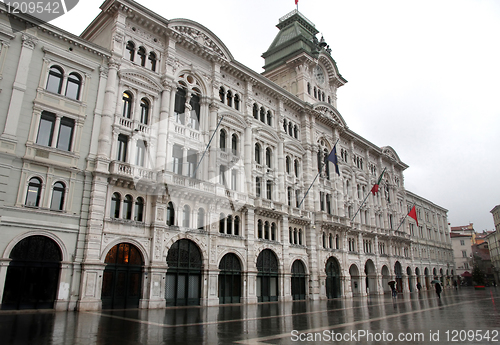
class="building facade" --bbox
[0,0,454,311]
[487,206,500,285]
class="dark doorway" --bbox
[218,253,242,304]
[256,249,279,302]
[165,239,202,306]
[291,260,306,300]
[101,243,143,309]
[2,235,62,310]
[325,257,341,299]
[395,261,403,293]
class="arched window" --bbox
[123,195,133,220]
[271,222,276,241]
[110,192,121,218]
[285,156,291,174]
[219,213,225,233]
[266,110,272,126]
[25,177,42,207]
[283,119,288,133]
[335,235,339,249]
[46,66,64,94]
[166,202,175,226]
[197,208,205,230]
[50,181,65,211]
[65,72,82,100]
[328,96,331,104]
[183,205,190,228]
[287,187,292,206]
[231,134,238,155]
[227,215,233,235]
[298,229,303,245]
[234,216,240,236]
[257,219,263,238]
[307,83,311,95]
[138,47,146,67]
[140,98,149,125]
[322,232,326,248]
[293,228,297,244]
[226,90,233,107]
[329,234,333,248]
[294,159,299,177]
[294,125,298,139]
[219,87,225,103]
[190,94,201,130]
[265,148,272,168]
[260,107,265,123]
[253,103,259,119]
[220,129,226,151]
[314,87,317,99]
[148,52,157,72]
[122,91,133,118]
[255,143,261,164]
[174,88,186,124]
[288,122,293,136]
[126,41,135,61]
[135,197,144,222]
[234,94,240,110]
[264,221,270,240]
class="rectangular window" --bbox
[266,180,272,200]
[56,117,74,151]
[36,112,56,147]
[326,194,331,215]
[460,240,465,246]
[220,165,227,186]
[462,250,467,258]
[256,177,261,197]
[295,190,300,207]
[136,140,146,167]
[117,134,128,162]
[320,192,325,211]
[187,151,197,178]
[172,145,183,175]
[231,170,237,190]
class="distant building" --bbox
[486,206,500,285]
[450,223,475,281]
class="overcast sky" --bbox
[49,0,500,233]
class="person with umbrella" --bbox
[432,278,442,299]
[388,281,397,298]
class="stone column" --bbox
[1,34,38,145]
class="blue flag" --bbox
[327,145,340,176]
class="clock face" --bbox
[314,65,325,84]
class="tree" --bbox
[472,263,485,286]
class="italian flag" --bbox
[371,168,386,195]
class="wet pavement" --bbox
[0,287,499,344]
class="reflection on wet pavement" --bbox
[0,288,499,344]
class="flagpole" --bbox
[297,138,339,209]
[351,167,386,222]
[350,191,371,222]
[192,115,224,179]
[395,202,417,232]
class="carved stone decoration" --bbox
[172,25,227,59]
[21,34,38,49]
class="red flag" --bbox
[371,168,385,195]
[408,205,418,227]
[295,0,298,4]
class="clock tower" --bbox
[262,10,347,108]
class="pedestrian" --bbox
[416,282,422,292]
[453,280,458,290]
[388,281,397,298]
[435,282,442,299]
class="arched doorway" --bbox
[218,253,241,304]
[325,257,341,298]
[424,267,430,289]
[166,239,202,306]
[291,260,306,300]
[365,260,376,294]
[256,249,279,302]
[407,267,413,292]
[2,235,62,310]
[394,261,403,293]
[381,266,390,293]
[349,264,360,296]
[102,243,144,309]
